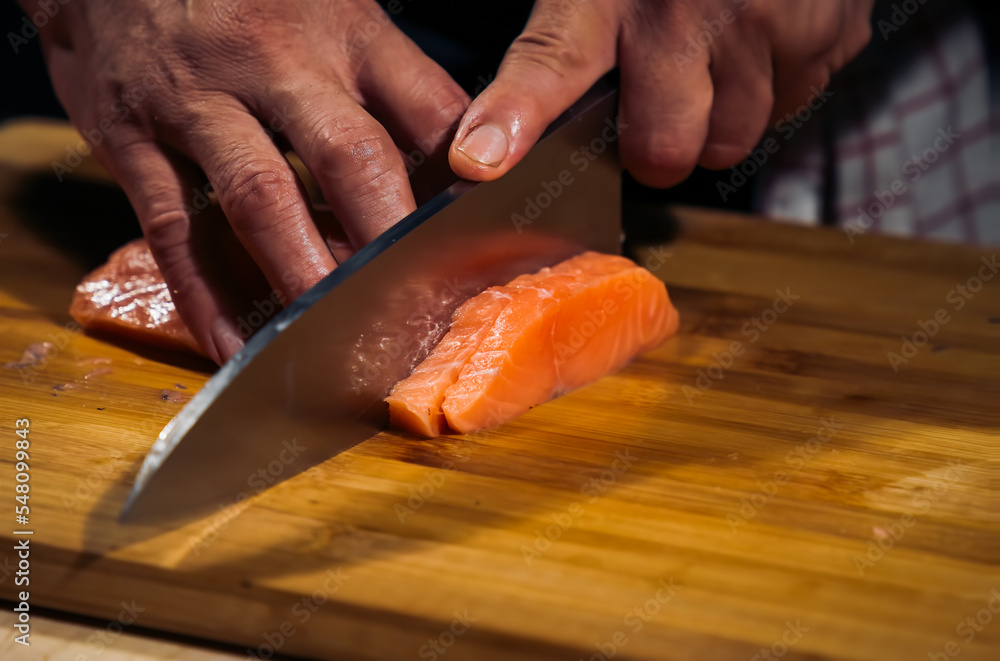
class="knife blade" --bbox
[121,75,622,523]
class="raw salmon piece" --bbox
[388,251,679,437]
[385,287,516,437]
[442,287,562,434]
[384,268,589,436]
[70,239,203,356]
[386,272,577,437]
[543,252,678,391]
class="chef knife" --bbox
[121,75,623,523]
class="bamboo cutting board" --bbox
[1,122,998,660]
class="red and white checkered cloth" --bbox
[758,1,998,245]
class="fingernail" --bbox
[210,316,245,364]
[457,123,509,167]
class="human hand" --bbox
[449,0,872,187]
[24,0,469,363]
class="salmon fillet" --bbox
[387,251,679,437]
[384,287,517,437]
[70,239,203,356]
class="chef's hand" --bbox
[449,0,872,186]
[23,0,468,364]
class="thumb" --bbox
[449,0,619,181]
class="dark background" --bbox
[2,1,996,227]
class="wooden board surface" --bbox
[0,610,243,660]
[1,122,999,660]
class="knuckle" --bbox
[436,91,472,128]
[312,126,401,189]
[623,133,700,187]
[219,162,299,226]
[635,136,699,171]
[141,210,201,290]
[192,3,275,54]
[507,25,591,77]
[418,82,470,128]
[143,209,190,253]
[416,85,470,148]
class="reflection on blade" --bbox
[121,76,622,523]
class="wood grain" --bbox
[1,122,998,660]
[0,610,242,660]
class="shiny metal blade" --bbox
[121,77,622,523]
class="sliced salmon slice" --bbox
[385,270,573,436]
[442,286,562,434]
[385,287,516,437]
[388,251,679,437]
